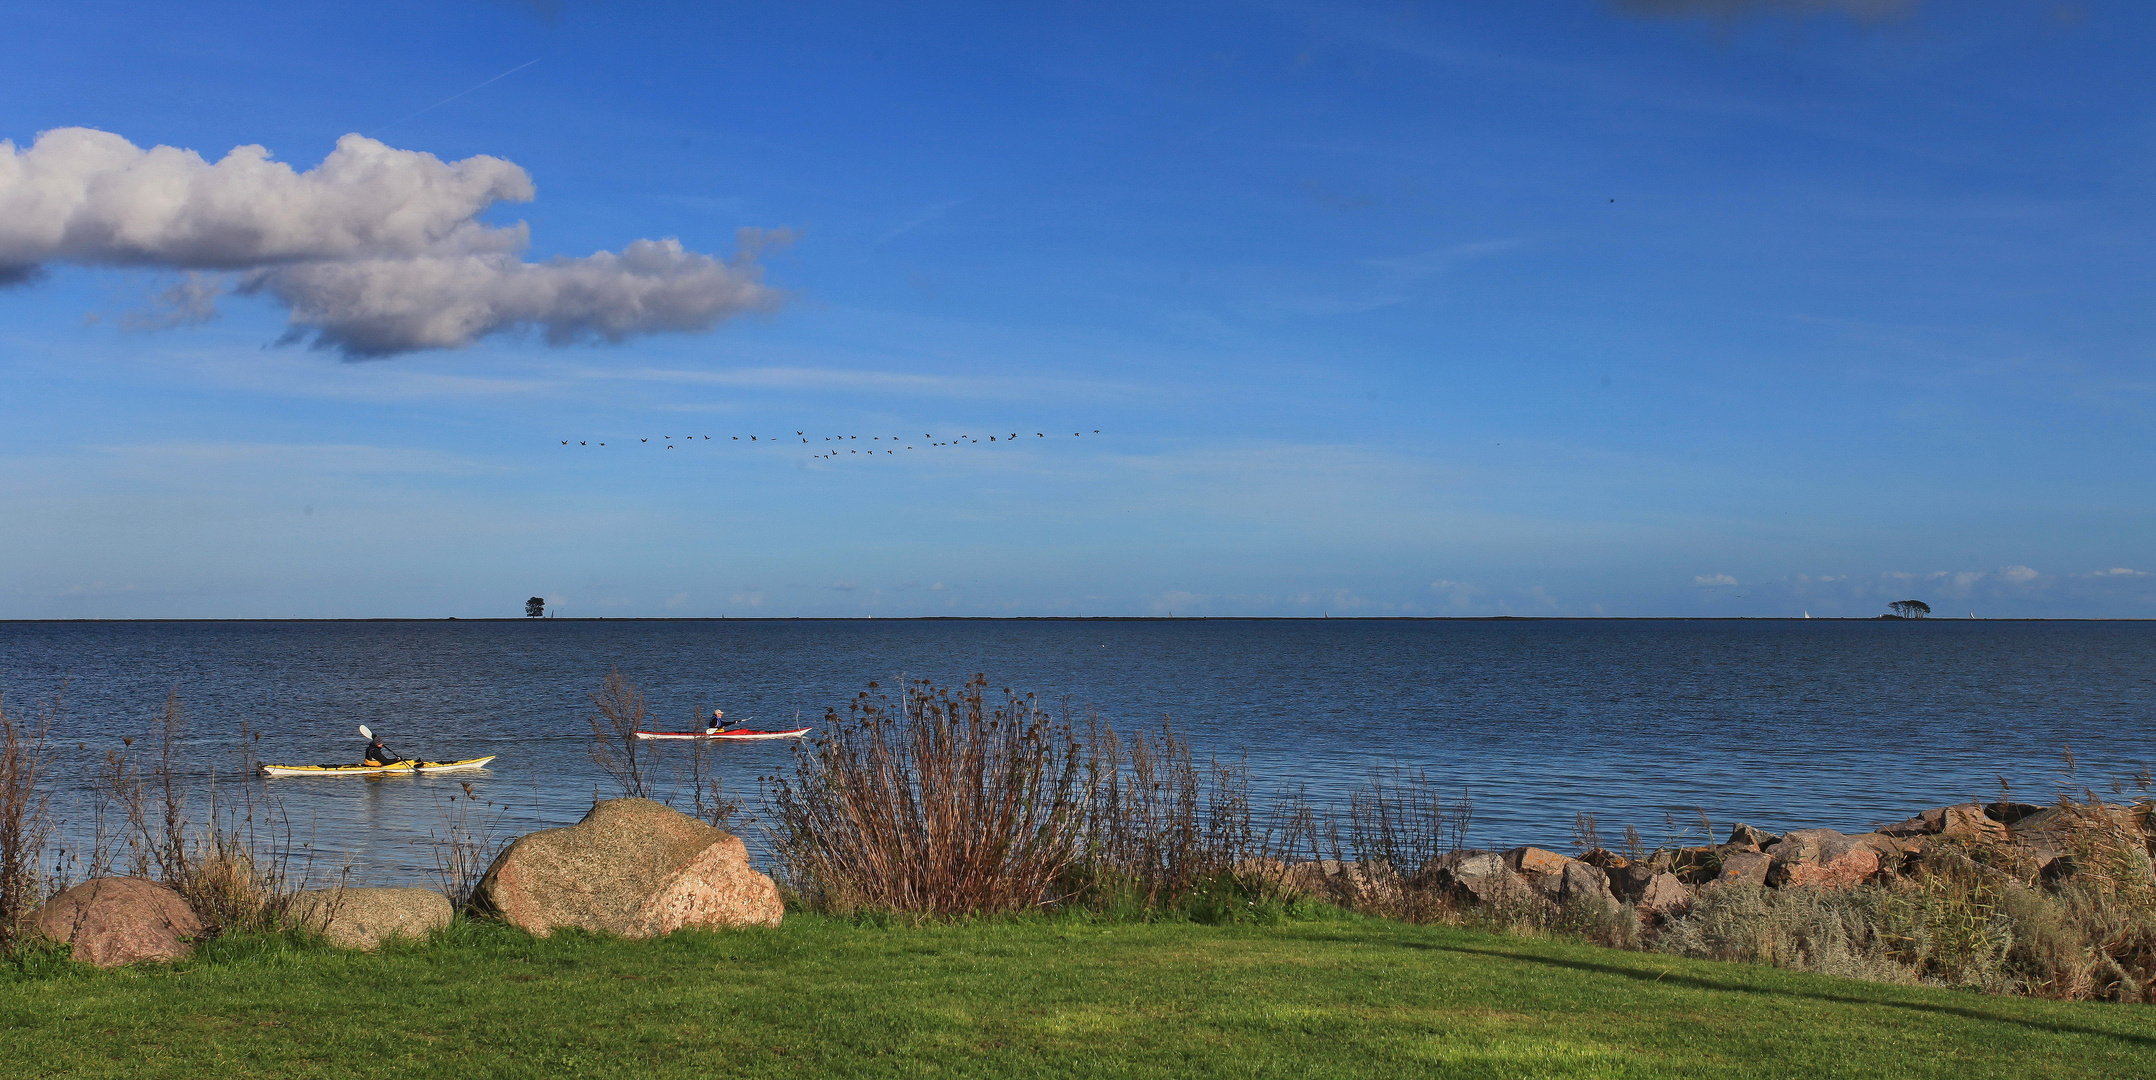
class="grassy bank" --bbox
[3,914,2151,1079]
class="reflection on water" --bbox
[4,618,2152,886]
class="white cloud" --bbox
[1694,573,1738,586]
[2089,568,2148,577]
[0,128,785,355]
[0,127,529,270]
[1999,565,2041,584]
[250,237,781,356]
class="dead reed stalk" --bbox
[427,783,510,909]
[587,668,656,799]
[0,689,59,951]
[1081,721,1266,909]
[675,735,740,831]
[88,693,317,933]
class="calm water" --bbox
[3,618,2151,887]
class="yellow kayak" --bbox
[259,756,495,777]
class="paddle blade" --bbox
[358,724,373,740]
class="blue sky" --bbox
[1,0,2150,618]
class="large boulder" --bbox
[288,887,453,950]
[472,798,782,938]
[30,877,203,968]
[1765,829,1883,888]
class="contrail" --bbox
[375,58,541,134]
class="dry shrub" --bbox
[1657,883,1922,984]
[0,689,59,951]
[587,668,656,799]
[89,693,319,934]
[1080,721,1261,912]
[1250,769,1470,923]
[1997,797,2156,1001]
[676,735,739,831]
[427,782,511,910]
[768,676,1090,917]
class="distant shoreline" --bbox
[3,616,2151,624]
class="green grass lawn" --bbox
[2,913,2150,1079]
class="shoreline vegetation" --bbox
[7,673,2156,1015]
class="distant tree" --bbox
[1888,600,1931,619]
[526,597,545,619]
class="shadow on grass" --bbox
[1404,939,2156,1048]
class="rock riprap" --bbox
[472,797,783,937]
[30,877,204,968]
[288,887,453,950]
[1273,798,2142,922]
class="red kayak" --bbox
[633,727,809,742]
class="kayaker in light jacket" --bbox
[364,737,403,765]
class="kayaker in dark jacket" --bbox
[705,708,729,735]
[364,738,403,765]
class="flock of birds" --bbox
[558,430,1102,460]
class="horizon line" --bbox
[3,616,2151,624]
